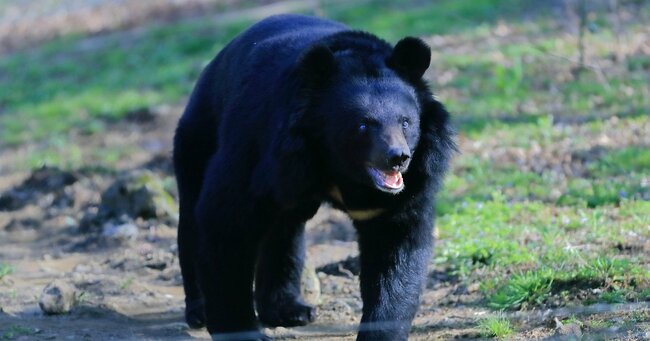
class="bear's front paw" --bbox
[258,299,316,327]
[185,298,206,329]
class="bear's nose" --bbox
[388,148,411,170]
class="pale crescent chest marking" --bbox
[328,186,386,221]
[347,208,386,220]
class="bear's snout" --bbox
[370,127,412,173]
[387,147,411,171]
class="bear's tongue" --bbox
[383,171,402,189]
[368,167,404,191]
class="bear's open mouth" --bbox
[368,167,404,193]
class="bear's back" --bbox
[180,15,349,163]
[201,15,346,145]
[213,14,347,92]
[238,14,346,45]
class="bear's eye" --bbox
[401,119,410,130]
[359,121,368,133]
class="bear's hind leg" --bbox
[196,214,263,336]
[176,178,206,328]
[194,156,268,338]
[174,124,214,329]
[255,220,316,327]
[178,201,206,329]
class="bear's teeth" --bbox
[383,171,403,188]
[368,167,403,190]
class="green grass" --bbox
[486,258,650,310]
[13,140,137,171]
[639,288,650,301]
[586,318,616,330]
[436,195,650,310]
[487,269,554,310]
[627,54,650,71]
[562,316,583,326]
[0,19,251,146]
[600,290,627,304]
[588,147,650,177]
[478,316,514,339]
[120,276,135,290]
[0,0,535,149]
[1,325,33,340]
[0,264,12,280]
[485,258,646,310]
[321,0,530,41]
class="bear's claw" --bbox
[258,300,316,328]
[185,298,206,329]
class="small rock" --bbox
[102,222,138,241]
[0,167,79,212]
[24,166,79,191]
[108,251,142,271]
[554,317,582,338]
[306,205,355,243]
[316,256,360,277]
[39,280,77,314]
[453,285,469,296]
[301,262,320,305]
[143,249,174,270]
[62,216,77,227]
[73,264,91,273]
[0,191,26,211]
[320,299,353,317]
[158,267,182,284]
[99,170,178,222]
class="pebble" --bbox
[39,280,77,314]
[102,222,138,240]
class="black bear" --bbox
[173,14,454,341]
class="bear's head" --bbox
[295,36,431,194]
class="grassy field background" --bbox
[0,0,649,339]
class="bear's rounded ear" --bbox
[298,44,337,86]
[388,37,431,81]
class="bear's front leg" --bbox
[354,202,435,341]
[194,157,270,340]
[255,220,316,327]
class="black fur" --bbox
[173,14,455,341]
